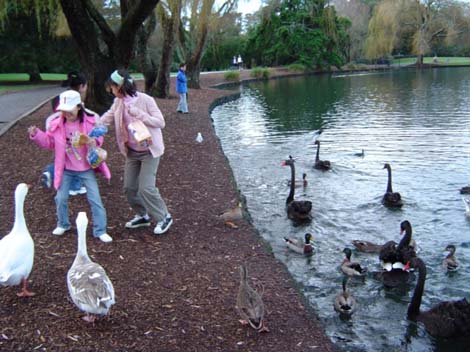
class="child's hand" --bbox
[28,126,38,136]
[127,105,141,117]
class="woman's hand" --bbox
[28,126,38,137]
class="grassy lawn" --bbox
[392,56,470,65]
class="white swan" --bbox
[67,212,115,322]
[0,183,35,297]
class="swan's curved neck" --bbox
[397,229,412,251]
[287,163,295,204]
[315,143,320,162]
[407,258,426,320]
[386,167,393,193]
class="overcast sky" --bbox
[237,0,262,15]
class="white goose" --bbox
[67,212,115,322]
[0,183,35,297]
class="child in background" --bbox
[28,90,112,243]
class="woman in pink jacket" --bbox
[28,90,112,243]
[99,69,172,235]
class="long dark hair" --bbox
[106,69,137,97]
[61,71,87,90]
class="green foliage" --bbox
[250,67,270,79]
[223,70,240,81]
[244,0,349,69]
[286,63,307,71]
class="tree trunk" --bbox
[154,1,181,98]
[136,14,158,94]
[59,0,160,113]
[416,54,424,67]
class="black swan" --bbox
[354,149,365,157]
[460,186,470,194]
[281,156,312,223]
[379,220,416,271]
[407,257,470,338]
[341,248,367,276]
[284,233,314,255]
[314,140,331,170]
[442,244,459,272]
[334,276,356,315]
[382,163,403,208]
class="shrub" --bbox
[286,63,306,71]
[224,71,240,81]
[250,67,270,79]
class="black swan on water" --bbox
[407,257,470,338]
[281,156,312,223]
[379,220,416,271]
[314,140,331,170]
[382,163,403,208]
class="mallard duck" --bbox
[284,233,314,255]
[67,212,115,323]
[341,248,367,276]
[281,156,312,223]
[351,240,383,253]
[236,264,269,333]
[407,257,470,338]
[334,276,356,315]
[0,183,35,297]
[462,197,470,217]
[442,244,458,272]
[314,140,331,170]
[379,220,416,271]
[287,173,308,188]
[382,163,403,208]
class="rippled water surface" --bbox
[211,68,470,352]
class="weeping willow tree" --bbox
[0,0,160,112]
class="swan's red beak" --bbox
[403,261,411,271]
[281,161,286,166]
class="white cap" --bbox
[56,90,82,112]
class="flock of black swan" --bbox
[280,139,470,339]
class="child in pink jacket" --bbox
[28,90,112,243]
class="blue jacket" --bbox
[176,69,187,94]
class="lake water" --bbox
[211,67,470,352]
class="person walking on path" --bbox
[99,69,173,235]
[41,71,93,196]
[28,90,112,243]
[176,63,188,114]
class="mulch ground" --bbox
[0,69,337,351]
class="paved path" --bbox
[0,85,63,136]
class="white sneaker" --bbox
[125,214,151,228]
[98,233,113,243]
[77,186,87,195]
[52,226,71,236]
[154,214,173,235]
[69,189,79,196]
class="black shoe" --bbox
[125,215,151,229]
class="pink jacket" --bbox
[99,92,165,157]
[30,113,111,190]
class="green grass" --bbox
[0,73,67,81]
[392,56,470,65]
[0,84,53,94]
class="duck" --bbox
[218,202,244,222]
[314,140,331,170]
[351,240,383,253]
[407,257,470,338]
[0,183,35,297]
[334,276,356,315]
[462,197,470,217]
[382,163,403,208]
[287,172,308,188]
[379,220,416,272]
[442,244,458,272]
[284,233,314,255]
[236,264,269,333]
[460,186,470,194]
[341,248,367,276]
[281,156,312,223]
[354,149,365,157]
[67,212,115,323]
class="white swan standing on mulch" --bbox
[0,183,35,297]
[67,212,115,323]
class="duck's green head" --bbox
[342,247,352,259]
[305,233,313,243]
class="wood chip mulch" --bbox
[0,69,337,351]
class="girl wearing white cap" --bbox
[28,90,112,243]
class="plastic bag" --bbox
[87,146,107,168]
[128,120,152,145]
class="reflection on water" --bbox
[211,67,470,352]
